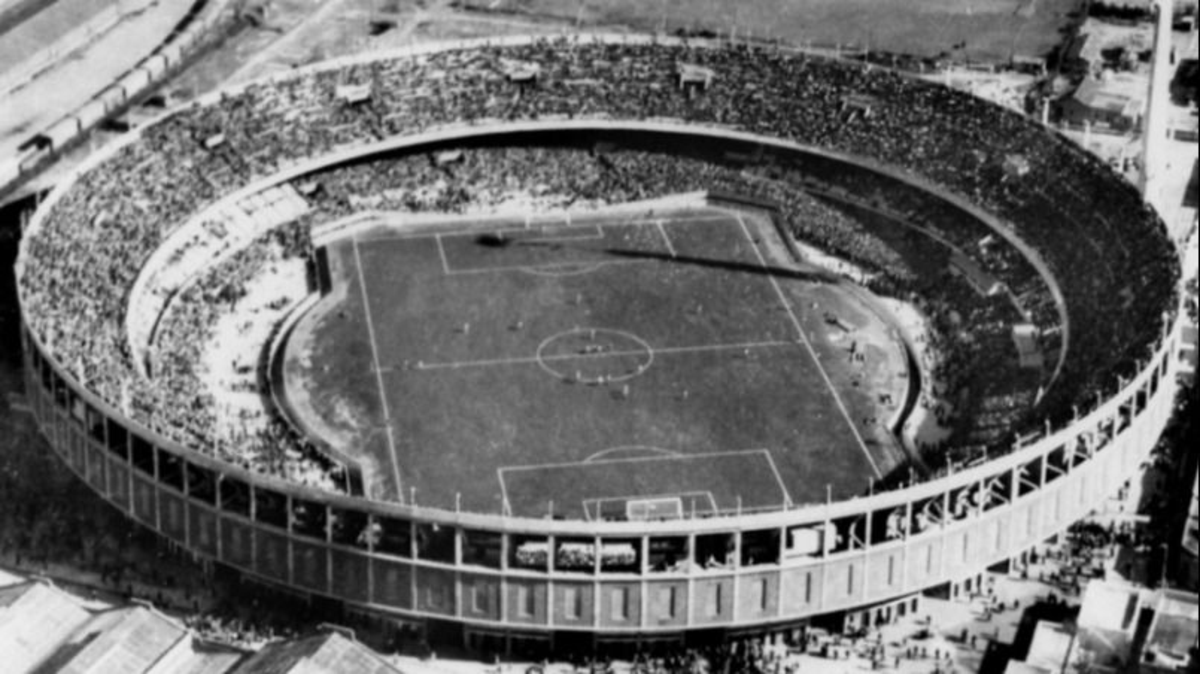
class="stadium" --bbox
[14,34,1189,656]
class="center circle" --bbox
[535,328,654,385]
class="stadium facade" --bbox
[15,35,1190,654]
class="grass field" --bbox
[460,0,1082,62]
[285,207,904,517]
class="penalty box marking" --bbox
[499,448,793,514]
[353,212,733,244]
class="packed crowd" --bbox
[147,219,345,490]
[18,35,1179,498]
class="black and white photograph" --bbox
[0,0,1197,672]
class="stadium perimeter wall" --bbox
[20,310,1185,640]
[13,34,1189,646]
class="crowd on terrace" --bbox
[18,36,1179,500]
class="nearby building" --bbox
[1060,76,1147,132]
[1139,590,1199,673]
[1023,621,1076,673]
[1182,467,1199,590]
[1075,581,1142,673]
[0,575,407,674]
[230,632,407,674]
[1000,584,1199,674]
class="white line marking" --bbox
[581,491,714,519]
[758,448,794,508]
[352,212,733,243]
[497,469,512,517]
[656,219,678,258]
[435,234,451,276]
[584,446,681,462]
[498,448,770,475]
[530,223,604,242]
[389,339,794,373]
[442,259,636,277]
[734,214,883,479]
[352,235,406,503]
[582,491,713,509]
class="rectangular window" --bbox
[888,556,896,587]
[962,533,970,562]
[706,584,722,618]
[425,585,444,609]
[926,545,934,574]
[805,573,813,604]
[517,585,534,618]
[230,528,243,560]
[564,587,581,620]
[659,587,677,618]
[757,578,770,612]
[610,587,629,622]
[472,583,487,614]
[847,565,855,597]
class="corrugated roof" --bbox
[1025,621,1074,673]
[1003,661,1052,674]
[0,581,93,674]
[0,567,22,587]
[230,633,404,674]
[35,606,188,674]
[1078,581,1139,633]
[167,639,251,674]
[1147,590,1199,662]
[1072,75,1146,116]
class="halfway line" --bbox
[387,339,796,373]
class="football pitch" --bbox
[285,207,896,518]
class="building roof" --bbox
[229,632,405,674]
[35,605,189,674]
[1076,580,1140,670]
[1079,580,1140,634]
[165,640,251,674]
[0,581,94,674]
[1026,620,1075,673]
[0,567,22,587]
[1004,662,1053,674]
[1143,590,1199,669]
[1072,77,1146,118]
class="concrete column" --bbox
[1141,0,1176,211]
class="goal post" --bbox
[626,496,684,521]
